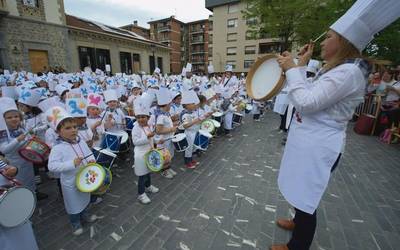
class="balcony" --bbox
[192,61,206,65]
[191,50,206,55]
[191,39,205,44]
[158,25,171,33]
[0,0,9,16]
[190,28,204,34]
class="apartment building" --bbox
[148,16,187,74]
[187,19,209,74]
[120,21,150,40]
[206,0,283,73]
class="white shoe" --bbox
[146,185,159,194]
[138,193,151,204]
[168,169,177,176]
[84,214,98,223]
[161,170,173,179]
[72,227,83,236]
[91,197,103,205]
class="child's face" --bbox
[58,120,78,141]
[173,96,182,105]
[75,117,86,126]
[107,100,118,109]
[136,115,149,127]
[87,107,100,117]
[132,88,141,96]
[4,111,21,130]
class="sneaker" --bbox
[138,193,151,204]
[72,227,83,236]
[191,160,200,166]
[90,197,103,205]
[83,214,98,223]
[185,162,196,169]
[146,185,159,194]
[161,170,174,179]
[35,175,42,185]
[168,169,177,176]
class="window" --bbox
[132,53,140,73]
[227,33,237,42]
[227,18,238,28]
[226,47,237,56]
[208,47,213,56]
[149,56,155,73]
[226,60,236,69]
[245,45,256,54]
[157,57,163,73]
[259,43,282,54]
[228,3,239,13]
[244,60,255,68]
[209,21,213,31]
[246,17,257,26]
[209,34,213,44]
[120,52,132,74]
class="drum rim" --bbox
[0,187,36,227]
[76,163,106,192]
[92,167,112,195]
[172,133,186,142]
[246,53,286,101]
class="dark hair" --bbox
[173,94,181,100]
[56,117,76,131]
[198,95,207,103]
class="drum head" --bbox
[199,129,212,138]
[246,54,285,100]
[213,112,223,117]
[211,119,221,128]
[172,133,186,142]
[145,150,164,172]
[0,187,36,227]
[18,148,44,164]
[201,120,215,133]
[76,163,106,193]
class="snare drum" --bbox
[212,112,223,123]
[0,186,36,227]
[172,133,188,152]
[125,116,136,131]
[211,119,221,128]
[194,130,212,151]
[145,148,171,172]
[200,119,216,135]
[100,132,122,152]
[93,147,117,168]
[18,138,50,164]
[76,163,112,194]
[233,113,243,125]
[115,131,130,152]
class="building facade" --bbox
[187,19,209,74]
[206,0,282,73]
[120,21,150,40]
[67,15,170,75]
[0,0,70,72]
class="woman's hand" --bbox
[277,51,297,72]
[297,42,314,66]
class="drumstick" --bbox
[82,153,94,160]
[312,31,327,43]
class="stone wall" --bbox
[0,15,70,71]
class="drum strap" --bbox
[223,77,231,88]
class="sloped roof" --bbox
[66,14,168,48]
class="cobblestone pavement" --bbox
[32,111,400,250]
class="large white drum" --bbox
[246,54,285,101]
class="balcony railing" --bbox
[191,50,206,55]
[191,39,205,44]
[190,28,204,34]
[158,25,171,32]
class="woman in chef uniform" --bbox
[271,1,400,249]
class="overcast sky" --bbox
[64,0,213,28]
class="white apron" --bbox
[132,124,152,176]
[273,91,289,115]
[278,111,344,214]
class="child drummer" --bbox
[86,93,105,148]
[131,97,159,204]
[101,89,125,133]
[47,106,98,235]
[180,90,202,169]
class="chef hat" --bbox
[225,64,233,72]
[1,86,18,99]
[55,84,70,96]
[103,89,118,103]
[134,96,150,116]
[147,78,159,88]
[204,88,216,100]
[154,67,161,75]
[208,64,214,74]
[45,106,73,131]
[185,63,192,73]
[330,0,400,52]
[306,59,321,74]
[181,90,199,105]
[87,93,104,108]
[131,80,142,90]
[66,97,87,118]
[0,97,18,116]
[38,96,61,112]
[18,88,42,107]
[156,87,173,106]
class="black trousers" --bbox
[279,107,289,132]
[287,154,341,250]
[138,173,151,195]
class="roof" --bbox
[119,24,150,32]
[186,19,209,25]
[66,14,168,48]
[205,0,240,11]
[148,16,185,25]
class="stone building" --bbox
[0,0,70,73]
[67,15,170,75]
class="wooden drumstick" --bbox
[312,31,327,43]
